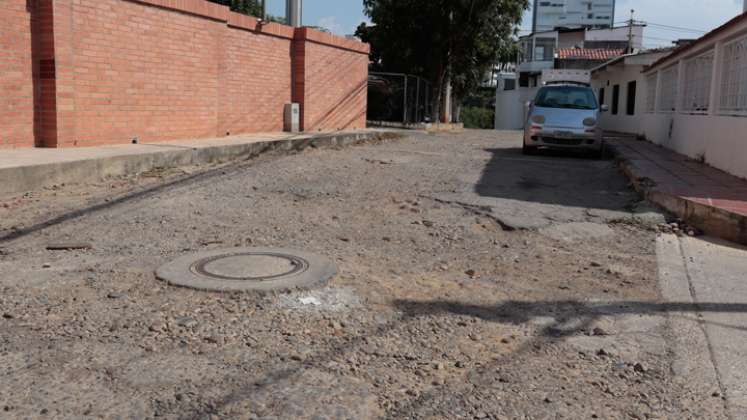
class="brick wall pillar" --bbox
[291,28,370,133]
[51,0,76,147]
[34,0,57,147]
[34,0,75,148]
[291,30,307,131]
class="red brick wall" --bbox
[220,15,294,135]
[0,0,369,149]
[63,0,224,147]
[0,0,35,148]
[293,28,369,132]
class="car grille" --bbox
[541,137,584,146]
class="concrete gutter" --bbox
[608,140,747,246]
[0,130,402,197]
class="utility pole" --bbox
[286,0,303,27]
[627,9,635,54]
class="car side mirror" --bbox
[600,104,609,112]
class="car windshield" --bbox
[534,86,598,110]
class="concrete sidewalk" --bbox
[609,136,747,245]
[0,130,399,197]
[658,234,747,419]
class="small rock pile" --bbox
[657,219,702,237]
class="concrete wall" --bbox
[495,87,538,130]
[0,0,369,149]
[0,0,35,148]
[641,113,747,179]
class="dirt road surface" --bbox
[0,130,729,419]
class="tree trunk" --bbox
[431,66,447,123]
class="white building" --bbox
[532,0,616,32]
[598,12,747,180]
[590,50,672,134]
[518,25,643,87]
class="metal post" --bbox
[627,9,635,53]
[286,0,302,27]
[425,83,430,122]
[403,75,408,123]
[415,77,420,123]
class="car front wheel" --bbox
[523,142,538,155]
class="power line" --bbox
[614,20,708,34]
[637,21,708,34]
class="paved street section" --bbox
[0,130,733,419]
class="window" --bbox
[720,36,747,114]
[646,73,657,112]
[659,65,679,112]
[627,81,637,115]
[682,51,714,112]
[612,84,620,115]
[599,87,605,106]
[534,86,599,110]
[535,45,545,61]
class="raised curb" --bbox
[610,144,747,246]
[367,121,465,132]
[0,131,402,197]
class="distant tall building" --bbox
[532,0,616,32]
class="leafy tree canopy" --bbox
[357,0,527,110]
[210,0,262,17]
[207,0,286,23]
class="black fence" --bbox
[367,72,433,124]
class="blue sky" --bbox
[266,0,368,35]
[267,0,744,47]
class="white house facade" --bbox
[638,13,747,180]
[590,50,671,135]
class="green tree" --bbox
[210,0,262,17]
[357,0,528,121]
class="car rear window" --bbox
[534,86,598,110]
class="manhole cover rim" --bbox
[190,251,310,281]
[156,247,337,292]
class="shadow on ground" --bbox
[475,147,631,212]
[184,296,747,418]
[393,299,747,336]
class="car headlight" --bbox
[583,117,597,127]
[531,115,545,124]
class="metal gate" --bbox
[367,72,432,124]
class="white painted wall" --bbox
[641,113,747,179]
[591,63,650,135]
[495,87,539,130]
[638,17,747,180]
[586,26,644,49]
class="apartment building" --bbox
[533,0,616,32]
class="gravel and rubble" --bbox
[0,130,729,419]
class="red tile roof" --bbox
[556,48,626,61]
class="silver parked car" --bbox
[523,83,608,157]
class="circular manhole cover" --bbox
[156,248,337,292]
